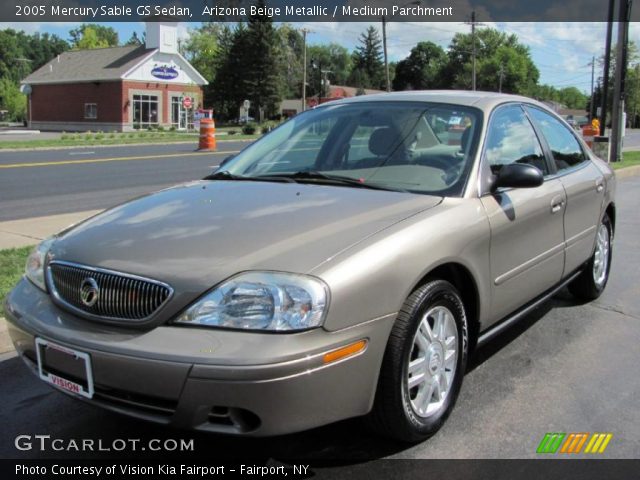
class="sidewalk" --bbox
[0,210,103,354]
[0,210,102,249]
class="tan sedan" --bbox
[6,91,615,441]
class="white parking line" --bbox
[68,151,96,156]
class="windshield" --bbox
[222,101,481,196]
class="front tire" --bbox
[568,214,613,301]
[367,279,468,442]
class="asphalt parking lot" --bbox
[1,174,639,463]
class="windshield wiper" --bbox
[269,171,407,192]
[203,170,295,183]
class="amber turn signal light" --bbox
[322,339,368,364]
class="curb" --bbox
[0,317,14,355]
[614,164,640,179]
[0,137,257,153]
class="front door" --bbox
[171,97,187,130]
[480,104,566,323]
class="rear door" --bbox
[524,106,605,275]
[480,104,566,323]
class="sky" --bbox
[3,21,639,94]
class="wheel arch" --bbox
[605,202,616,234]
[412,262,481,352]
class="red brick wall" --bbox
[121,81,203,124]
[30,81,204,125]
[30,82,124,122]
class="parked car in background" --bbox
[6,91,615,442]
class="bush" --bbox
[60,131,68,140]
[84,130,93,140]
[260,121,278,134]
[108,132,116,139]
[242,123,257,135]
[94,131,104,140]
[169,126,176,132]
[157,125,165,132]
[227,129,238,135]
[133,124,140,130]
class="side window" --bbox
[525,106,586,172]
[484,105,549,176]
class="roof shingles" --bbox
[23,45,154,84]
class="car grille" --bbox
[47,261,173,322]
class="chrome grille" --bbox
[47,261,172,322]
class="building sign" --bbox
[151,65,179,80]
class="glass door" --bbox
[171,97,187,130]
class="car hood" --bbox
[50,181,441,310]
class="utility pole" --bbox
[465,11,484,91]
[610,0,632,162]
[300,28,311,111]
[382,17,390,92]
[498,64,504,93]
[599,0,615,136]
[381,2,420,93]
[589,56,595,120]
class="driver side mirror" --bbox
[491,163,544,191]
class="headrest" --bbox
[369,127,398,157]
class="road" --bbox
[1,175,639,463]
[0,141,248,221]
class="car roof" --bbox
[325,90,552,113]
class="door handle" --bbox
[550,197,565,214]
[596,179,605,193]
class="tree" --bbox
[69,24,118,49]
[242,3,283,120]
[0,29,68,83]
[349,26,385,90]
[626,64,640,127]
[392,42,447,91]
[211,24,244,120]
[0,78,26,121]
[181,23,222,83]
[306,43,352,96]
[125,32,143,46]
[443,28,539,94]
[275,24,304,99]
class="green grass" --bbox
[0,132,260,150]
[613,151,640,170]
[0,246,31,317]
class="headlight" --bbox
[174,272,328,331]
[25,237,55,291]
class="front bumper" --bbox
[5,278,395,436]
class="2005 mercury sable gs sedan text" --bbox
[5,91,615,441]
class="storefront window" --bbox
[132,94,159,127]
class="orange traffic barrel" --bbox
[198,118,216,151]
[582,124,598,149]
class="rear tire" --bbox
[568,214,613,301]
[366,279,468,442]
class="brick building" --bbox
[21,21,207,132]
